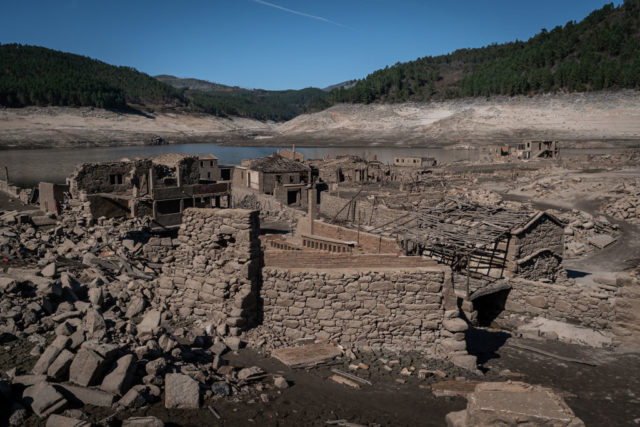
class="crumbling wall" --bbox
[38,182,69,213]
[511,215,564,260]
[516,251,562,281]
[502,278,617,330]
[155,208,262,335]
[612,271,640,350]
[232,186,305,226]
[261,266,471,359]
[70,162,136,195]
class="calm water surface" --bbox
[0,143,625,187]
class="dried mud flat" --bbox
[2,90,640,149]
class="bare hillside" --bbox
[276,91,640,147]
[0,106,275,148]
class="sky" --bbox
[0,0,623,90]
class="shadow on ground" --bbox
[465,327,511,366]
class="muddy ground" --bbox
[2,330,639,426]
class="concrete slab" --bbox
[587,234,616,249]
[461,381,585,427]
[272,343,342,367]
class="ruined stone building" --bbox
[198,154,234,183]
[309,155,387,185]
[498,140,559,159]
[69,154,231,227]
[393,156,437,167]
[233,154,312,207]
[154,207,476,369]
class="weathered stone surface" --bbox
[272,343,342,367]
[443,318,468,333]
[23,383,66,418]
[273,376,289,389]
[84,309,106,339]
[41,263,57,278]
[118,385,148,409]
[122,416,165,427]
[46,349,75,381]
[68,348,105,387]
[101,354,136,395]
[164,373,199,409]
[137,310,161,337]
[450,355,477,371]
[126,297,147,319]
[32,336,70,375]
[526,295,548,309]
[12,375,47,386]
[57,383,116,407]
[46,414,91,427]
[450,381,585,427]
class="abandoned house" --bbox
[365,202,565,285]
[198,154,234,183]
[499,141,559,159]
[393,156,437,167]
[310,155,387,185]
[233,153,311,206]
[69,154,231,227]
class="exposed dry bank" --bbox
[2,90,640,149]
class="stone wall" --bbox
[232,186,305,226]
[507,213,564,280]
[502,278,616,330]
[155,208,262,335]
[612,271,640,350]
[260,265,472,361]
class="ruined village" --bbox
[0,141,639,427]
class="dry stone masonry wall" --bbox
[155,208,262,335]
[261,266,471,360]
[503,277,617,330]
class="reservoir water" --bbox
[0,143,623,187]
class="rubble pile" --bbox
[554,209,620,257]
[0,214,281,425]
[601,180,640,224]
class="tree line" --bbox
[323,0,640,105]
[0,44,325,120]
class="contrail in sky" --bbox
[252,0,350,29]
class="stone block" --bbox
[33,336,70,375]
[165,374,200,409]
[443,318,468,333]
[137,310,161,337]
[56,383,116,407]
[101,354,136,395]
[23,382,67,418]
[46,349,75,381]
[122,416,165,427]
[526,296,548,309]
[68,348,105,387]
[46,414,91,427]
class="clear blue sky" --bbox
[0,0,622,90]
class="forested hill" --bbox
[323,1,640,105]
[0,44,186,109]
[0,45,325,121]
[156,74,327,121]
